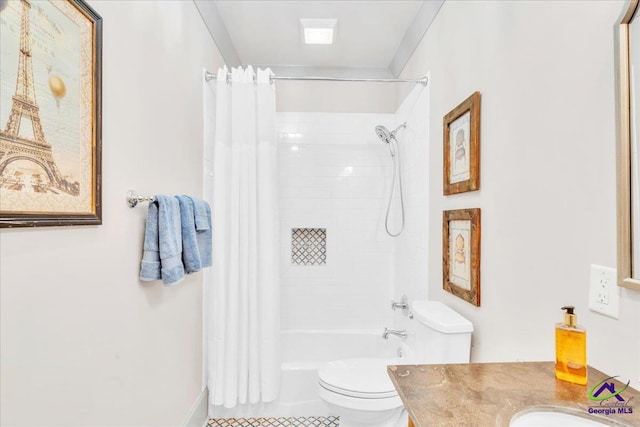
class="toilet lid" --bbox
[318,358,399,399]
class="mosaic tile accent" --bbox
[208,416,340,427]
[291,228,327,266]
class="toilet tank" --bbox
[411,300,473,364]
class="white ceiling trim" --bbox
[193,0,241,67]
[389,0,445,77]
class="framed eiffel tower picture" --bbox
[0,0,102,227]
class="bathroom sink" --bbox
[510,408,626,427]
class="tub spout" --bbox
[382,327,407,340]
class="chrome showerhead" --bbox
[375,123,407,144]
[375,125,393,144]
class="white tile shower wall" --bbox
[391,85,431,332]
[277,113,398,330]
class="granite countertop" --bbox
[387,362,640,427]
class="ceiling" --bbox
[194,0,444,78]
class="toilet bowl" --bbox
[318,358,406,427]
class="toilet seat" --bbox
[318,358,403,413]
[319,379,398,399]
[318,358,400,399]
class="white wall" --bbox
[276,81,396,113]
[277,112,396,330]
[0,1,223,425]
[399,0,640,387]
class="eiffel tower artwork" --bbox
[0,0,76,196]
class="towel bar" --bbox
[127,190,156,208]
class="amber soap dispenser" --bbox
[555,306,587,385]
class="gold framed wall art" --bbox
[443,92,480,195]
[443,208,481,306]
[616,0,640,290]
[0,0,102,227]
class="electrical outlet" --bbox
[597,285,609,304]
[588,265,619,319]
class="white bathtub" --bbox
[210,329,407,418]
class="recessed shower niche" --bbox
[291,228,327,266]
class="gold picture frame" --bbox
[443,208,481,307]
[0,0,102,227]
[616,0,640,290]
[443,92,480,195]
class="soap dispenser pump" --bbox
[555,306,587,385]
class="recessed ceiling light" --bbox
[300,19,337,45]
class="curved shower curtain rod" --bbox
[203,70,428,86]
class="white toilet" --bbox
[317,300,473,427]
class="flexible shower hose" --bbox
[385,137,405,237]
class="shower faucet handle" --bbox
[391,299,408,311]
[391,295,413,318]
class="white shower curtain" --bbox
[207,66,280,408]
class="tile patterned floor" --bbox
[208,416,340,427]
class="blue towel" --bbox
[139,201,161,281]
[156,195,184,285]
[189,196,212,268]
[176,195,202,274]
